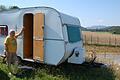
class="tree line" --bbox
[0,5,19,11]
[81,26,120,34]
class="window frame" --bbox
[66,24,82,43]
[0,25,8,36]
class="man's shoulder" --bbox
[6,36,10,39]
[5,36,11,40]
[4,36,10,44]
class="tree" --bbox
[0,5,7,11]
[0,5,20,12]
[9,6,20,9]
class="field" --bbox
[82,31,120,55]
[82,31,120,46]
[84,44,120,54]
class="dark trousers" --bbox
[6,52,17,66]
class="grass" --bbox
[84,43,120,47]
[0,57,118,80]
[84,44,120,54]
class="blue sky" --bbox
[0,0,120,27]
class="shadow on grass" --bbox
[0,69,10,80]
[14,68,35,79]
[35,62,116,80]
[13,61,116,80]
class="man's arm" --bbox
[4,37,8,53]
[4,44,8,52]
[15,27,24,38]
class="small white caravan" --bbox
[0,7,85,65]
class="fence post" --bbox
[97,36,99,44]
[115,37,117,46]
[84,35,86,45]
[109,36,111,45]
[91,35,92,44]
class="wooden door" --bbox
[33,13,44,62]
[23,14,33,58]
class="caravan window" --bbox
[0,25,8,36]
[67,25,81,43]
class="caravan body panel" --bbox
[0,7,85,65]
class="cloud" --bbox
[97,19,104,23]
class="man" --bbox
[4,27,24,67]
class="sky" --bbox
[0,0,120,27]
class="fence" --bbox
[82,31,120,65]
[82,31,120,46]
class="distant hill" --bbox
[87,25,108,29]
[86,26,120,34]
[81,26,88,31]
[80,26,120,34]
[102,26,120,34]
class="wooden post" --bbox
[109,36,111,46]
[84,35,86,45]
[115,37,117,46]
[91,35,92,44]
[97,36,99,44]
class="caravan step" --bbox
[23,58,34,62]
[23,58,43,63]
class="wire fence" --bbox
[82,31,120,46]
[82,31,120,65]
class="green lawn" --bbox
[0,57,117,80]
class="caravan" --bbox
[0,7,85,65]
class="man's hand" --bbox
[21,27,25,31]
[15,27,25,38]
[4,50,7,56]
[4,50,7,53]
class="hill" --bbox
[103,26,120,34]
[81,26,88,31]
[86,26,120,34]
[87,25,108,29]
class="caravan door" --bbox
[33,13,44,62]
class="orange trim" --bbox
[33,13,44,62]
